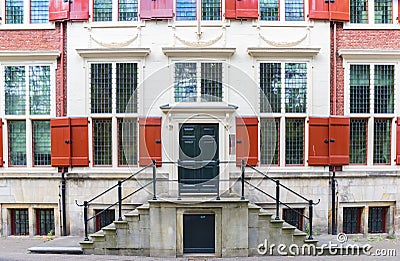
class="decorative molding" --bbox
[76,48,150,58]
[174,32,224,47]
[89,33,139,48]
[0,51,60,60]
[247,47,320,57]
[162,47,235,57]
[259,32,308,47]
[339,49,400,60]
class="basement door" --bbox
[183,214,215,253]
[178,124,219,194]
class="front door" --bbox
[178,124,219,193]
[183,214,215,253]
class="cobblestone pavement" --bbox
[0,235,399,260]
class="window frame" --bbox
[10,208,29,236]
[91,0,139,23]
[35,208,55,236]
[255,0,310,26]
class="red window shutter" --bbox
[396,118,400,164]
[330,0,350,21]
[236,0,258,19]
[236,117,258,166]
[329,117,350,165]
[49,0,70,21]
[70,0,89,21]
[308,0,329,20]
[225,0,236,19]
[140,0,173,19]
[140,0,153,19]
[0,120,3,167]
[51,118,71,167]
[308,118,329,166]
[70,118,89,166]
[139,117,162,167]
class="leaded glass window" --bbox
[31,0,49,24]
[374,65,394,114]
[93,119,112,166]
[350,0,368,24]
[30,66,51,115]
[202,0,221,20]
[119,0,138,21]
[350,65,370,114]
[285,118,304,165]
[260,0,279,21]
[5,66,26,115]
[373,119,391,164]
[285,0,304,21]
[260,63,281,113]
[177,0,196,20]
[33,121,51,166]
[94,0,112,22]
[350,119,367,164]
[8,121,27,166]
[6,0,24,24]
[285,63,307,113]
[374,0,392,24]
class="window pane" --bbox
[94,0,112,22]
[5,66,26,115]
[260,0,279,21]
[201,63,222,102]
[260,63,281,113]
[343,207,361,234]
[38,209,55,235]
[91,64,112,113]
[285,0,304,21]
[93,119,112,165]
[119,0,138,21]
[260,118,279,165]
[202,0,221,20]
[374,65,394,114]
[368,207,387,233]
[6,0,24,24]
[175,63,197,102]
[95,209,115,231]
[13,209,29,235]
[285,119,304,165]
[118,118,137,166]
[116,63,138,113]
[33,121,51,166]
[30,66,51,115]
[373,119,391,164]
[176,0,196,21]
[283,208,303,230]
[350,0,368,23]
[350,119,367,164]
[350,65,370,113]
[31,0,49,24]
[285,63,307,113]
[8,121,26,166]
[375,0,392,24]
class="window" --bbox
[4,65,52,167]
[348,64,394,165]
[260,62,308,166]
[285,0,304,21]
[6,0,24,24]
[350,0,394,24]
[174,62,223,102]
[202,0,221,20]
[283,208,303,230]
[36,209,55,235]
[175,0,220,21]
[95,209,115,232]
[368,207,388,233]
[350,0,368,23]
[343,207,362,234]
[260,0,279,21]
[176,0,196,20]
[6,0,49,24]
[11,209,29,235]
[374,0,392,24]
[31,0,49,23]
[90,62,138,166]
[93,0,138,22]
[259,0,304,21]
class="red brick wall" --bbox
[0,25,66,117]
[333,23,400,115]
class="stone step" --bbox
[114,220,129,229]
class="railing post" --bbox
[275,180,280,220]
[308,199,314,240]
[118,180,123,221]
[241,159,245,200]
[83,201,89,241]
[152,160,157,200]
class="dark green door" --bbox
[179,124,219,193]
[183,214,215,253]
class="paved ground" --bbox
[0,234,399,260]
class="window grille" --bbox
[94,0,112,22]
[201,63,222,102]
[374,65,394,114]
[116,63,138,113]
[91,63,112,113]
[5,66,26,115]
[175,63,197,102]
[95,209,115,232]
[30,66,51,115]
[93,119,112,166]
[260,63,281,113]
[350,0,368,23]
[260,0,279,21]
[374,0,392,24]
[285,0,304,21]
[285,118,304,165]
[31,0,49,23]
[12,209,29,235]
[118,118,137,166]
[260,118,279,165]
[202,0,221,20]
[33,121,51,166]
[176,0,196,20]
[350,65,370,114]
[285,63,307,113]
[8,121,27,166]
[37,209,55,236]
[373,119,391,164]
[6,0,24,24]
[119,0,138,21]
[350,119,367,164]
[283,208,303,230]
[368,207,387,233]
[343,207,362,234]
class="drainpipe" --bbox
[332,21,337,115]
[60,21,66,117]
[61,167,67,236]
[331,21,337,235]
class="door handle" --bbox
[155,140,161,144]
[64,140,71,144]
[324,139,329,144]
[330,138,335,143]
[237,140,242,144]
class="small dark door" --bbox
[183,214,215,253]
[179,124,219,193]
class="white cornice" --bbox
[0,51,60,61]
[339,49,400,60]
[162,47,236,57]
[247,47,320,57]
[76,48,151,58]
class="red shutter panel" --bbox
[140,0,153,19]
[308,0,330,20]
[139,117,162,167]
[225,0,236,19]
[329,117,350,165]
[399,0,400,23]
[70,118,89,166]
[49,0,70,21]
[236,0,258,19]
[396,118,400,164]
[236,117,258,166]
[0,120,3,167]
[70,0,89,21]
[152,0,174,19]
[308,118,329,166]
[51,118,71,167]
[330,0,350,21]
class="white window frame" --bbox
[90,0,142,26]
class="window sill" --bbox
[85,21,145,29]
[168,20,230,28]
[252,20,314,28]
[0,23,56,30]
[343,23,400,30]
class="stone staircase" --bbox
[80,200,317,257]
